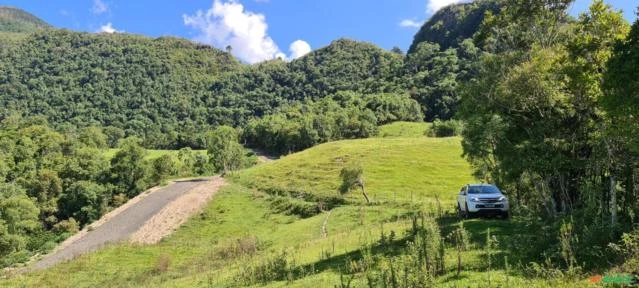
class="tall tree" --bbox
[109,137,147,197]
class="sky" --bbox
[2,0,637,63]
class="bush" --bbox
[427,119,464,137]
[216,236,262,260]
[269,196,320,218]
[609,227,639,273]
[52,218,79,234]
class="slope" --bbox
[408,0,500,52]
[0,6,50,33]
[2,123,584,287]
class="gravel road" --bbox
[32,178,212,270]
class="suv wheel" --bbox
[464,203,471,219]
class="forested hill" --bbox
[288,39,405,97]
[408,0,500,53]
[0,29,240,148]
[0,32,416,149]
[0,7,473,150]
[0,6,50,33]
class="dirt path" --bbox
[31,177,225,270]
[130,177,226,244]
[250,148,279,163]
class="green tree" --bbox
[603,8,639,153]
[78,127,108,149]
[150,154,178,184]
[109,137,148,197]
[57,181,107,226]
[206,126,244,175]
[339,164,370,203]
[405,42,460,121]
[0,183,39,257]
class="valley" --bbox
[1,1,638,287]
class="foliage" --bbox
[459,0,637,275]
[0,29,239,149]
[242,93,421,154]
[428,119,464,137]
[57,181,108,226]
[206,126,244,175]
[0,118,214,267]
[339,164,365,199]
[150,154,179,185]
[0,183,39,258]
[0,29,453,150]
[0,7,50,33]
[109,137,148,197]
[408,0,500,52]
[603,9,639,153]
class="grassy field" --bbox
[4,185,584,287]
[233,136,473,206]
[2,122,586,287]
[377,121,431,138]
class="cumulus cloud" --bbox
[183,0,311,63]
[399,19,423,28]
[98,23,122,34]
[427,0,468,13]
[91,0,109,15]
[289,40,312,60]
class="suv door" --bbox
[457,186,466,211]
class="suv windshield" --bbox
[468,185,500,194]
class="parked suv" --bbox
[457,184,509,218]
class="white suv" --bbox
[457,184,509,218]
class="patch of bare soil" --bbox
[129,177,226,244]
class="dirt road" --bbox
[31,177,224,270]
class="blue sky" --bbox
[2,0,637,63]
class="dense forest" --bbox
[0,3,485,150]
[457,0,639,273]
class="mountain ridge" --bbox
[0,6,50,33]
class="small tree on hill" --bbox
[339,164,370,203]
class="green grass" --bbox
[3,123,586,287]
[5,184,414,287]
[102,149,207,161]
[233,136,474,205]
[377,121,431,138]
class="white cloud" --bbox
[97,23,122,34]
[427,0,468,13]
[288,40,311,60]
[183,0,311,64]
[91,0,109,15]
[399,19,423,28]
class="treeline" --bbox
[242,92,422,154]
[0,116,254,267]
[458,0,639,271]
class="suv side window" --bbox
[459,186,466,195]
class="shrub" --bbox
[52,218,79,234]
[235,250,298,285]
[269,197,320,218]
[153,255,171,274]
[427,119,463,137]
[216,235,261,260]
[609,227,639,273]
